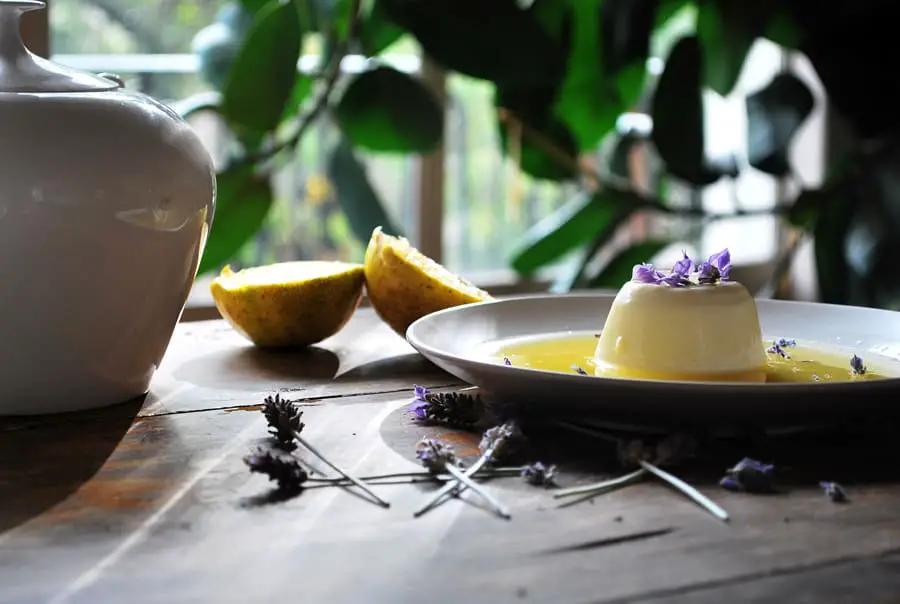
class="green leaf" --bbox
[746,72,814,177]
[602,0,659,75]
[656,0,691,26]
[763,10,803,49]
[812,184,853,304]
[510,188,647,275]
[554,0,621,150]
[696,0,758,97]
[587,239,671,288]
[238,0,271,13]
[326,139,405,244]
[650,35,709,185]
[334,65,443,154]
[360,0,406,55]
[221,0,304,136]
[198,166,274,275]
[380,0,566,88]
[788,188,825,233]
[495,83,578,182]
[282,73,314,120]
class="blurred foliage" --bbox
[175,0,900,309]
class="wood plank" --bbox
[3,390,900,604]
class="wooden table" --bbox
[3,309,900,604]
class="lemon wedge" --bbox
[363,227,493,337]
[210,261,365,348]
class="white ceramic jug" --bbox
[0,0,216,415]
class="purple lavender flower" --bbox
[408,385,484,427]
[479,421,523,464]
[672,250,696,277]
[572,365,589,376]
[820,481,848,503]
[409,385,430,420]
[415,438,460,474]
[775,338,797,348]
[632,263,660,284]
[719,457,775,493]
[697,248,731,284]
[521,462,558,487]
[766,341,791,359]
[850,354,867,376]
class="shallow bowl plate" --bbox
[406,293,900,427]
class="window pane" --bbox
[50,1,418,272]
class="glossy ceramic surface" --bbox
[407,293,900,427]
[0,1,216,415]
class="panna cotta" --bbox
[594,249,767,383]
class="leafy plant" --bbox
[183,0,900,309]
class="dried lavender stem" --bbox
[295,433,390,508]
[444,463,511,519]
[413,447,495,517]
[305,467,522,485]
[553,469,647,499]
[639,461,729,522]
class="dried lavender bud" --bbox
[479,421,524,464]
[262,393,304,449]
[775,338,796,348]
[617,439,654,469]
[521,462,558,487]
[766,342,791,359]
[850,354,867,376]
[415,438,460,474]
[503,356,512,366]
[719,458,775,493]
[408,385,484,428]
[820,481,848,503]
[243,447,308,491]
[571,365,589,376]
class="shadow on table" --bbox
[525,419,900,489]
[334,352,458,386]
[0,396,144,534]
[172,345,341,390]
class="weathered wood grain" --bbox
[141,309,463,416]
[2,317,900,604]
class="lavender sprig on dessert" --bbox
[631,249,731,287]
[850,354,867,376]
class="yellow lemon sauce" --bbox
[486,334,888,384]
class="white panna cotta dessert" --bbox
[594,249,767,383]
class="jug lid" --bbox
[0,0,120,93]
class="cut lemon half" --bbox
[363,227,493,338]
[210,261,365,348]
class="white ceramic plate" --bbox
[406,293,900,427]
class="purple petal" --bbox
[632,263,659,284]
[708,248,731,280]
[413,385,429,401]
[672,250,695,277]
